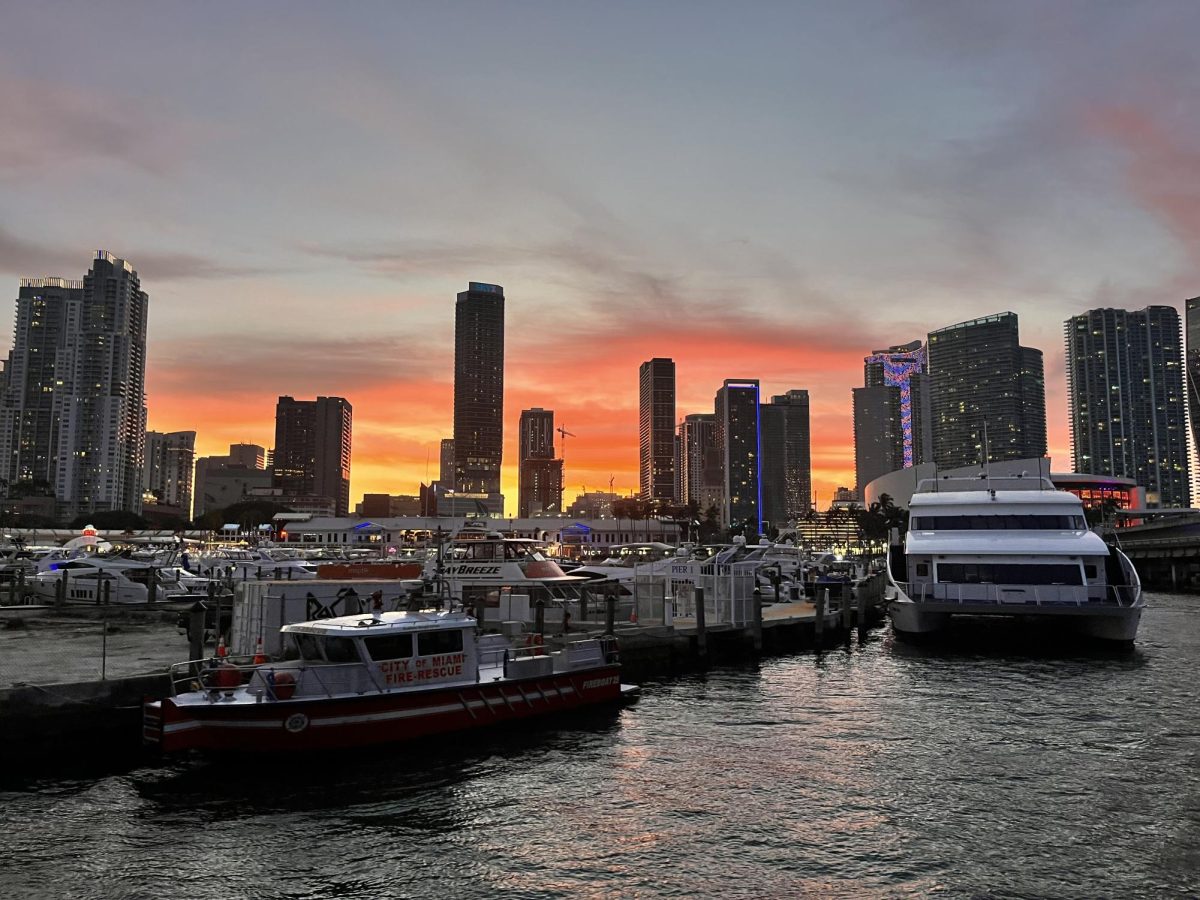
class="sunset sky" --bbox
[2,2,1199,516]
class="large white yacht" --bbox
[885,475,1144,642]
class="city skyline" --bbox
[2,4,1199,514]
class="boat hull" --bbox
[888,599,1143,643]
[146,665,624,754]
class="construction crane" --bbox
[556,425,576,460]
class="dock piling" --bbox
[188,602,205,671]
[695,587,708,660]
[605,591,616,635]
[751,587,763,652]
[815,589,826,642]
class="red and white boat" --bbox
[144,609,633,754]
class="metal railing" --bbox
[895,582,1140,608]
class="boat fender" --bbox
[214,661,240,692]
[271,670,297,700]
[523,633,545,656]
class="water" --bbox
[2,593,1198,899]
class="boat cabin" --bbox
[898,489,1134,605]
[229,610,611,703]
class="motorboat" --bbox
[32,556,204,605]
[197,548,319,581]
[885,475,1144,642]
[143,609,635,754]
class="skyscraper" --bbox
[715,380,762,535]
[927,312,1046,469]
[0,253,150,518]
[518,408,562,516]
[678,413,722,514]
[1185,297,1200,487]
[853,341,932,496]
[1066,306,1190,508]
[272,396,353,516]
[0,276,84,493]
[143,430,196,515]
[438,438,455,488]
[760,390,811,528]
[639,358,676,502]
[453,282,505,515]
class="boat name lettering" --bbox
[446,565,502,576]
[379,652,466,684]
[581,675,618,690]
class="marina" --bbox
[1,591,1195,898]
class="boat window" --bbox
[1084,564,1098,579]
[363,634,413,661]
[935,563,1083,585]
[322,637,360,663]
[294,633,324,661]
[417,629,464,656]
[912,514,1086,530]
[915,563,929,577]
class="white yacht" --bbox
[885,476,1144,642]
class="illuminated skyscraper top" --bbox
[864,341,927,468]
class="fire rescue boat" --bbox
[143,609,633,754]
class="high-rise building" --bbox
[715,380,762,535]
[1066,306,1190,508]
[518,408,562,517]
[143,430,196,515]
[678,413,722,515]
[927,312,1046,469]
[438,438,455,488]
[639,358,676,502]
[853,341,932,496]
[0,253,149,518]
[272,396,353,516]
[453,282,505,515]
[229,443,266,469]
[1185,297,1200,488]
[761,390,811,529]
[0,276,84,493]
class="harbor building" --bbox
[1066,306,1190,508]
[453,282,505,516]
[518,407,563,516]
[760,389,812,529]
[272,396,353,517]
[0,252,149,518]
[193,443,270,519]
[143,430,196,517]
[639,358,676,502]
[715,379,763,536]
[927,312,1046,469]
[677,413,723,515]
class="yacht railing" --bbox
[895,582,1140,608]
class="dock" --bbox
[0,575,887,762]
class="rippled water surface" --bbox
[3,593,1199,899]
